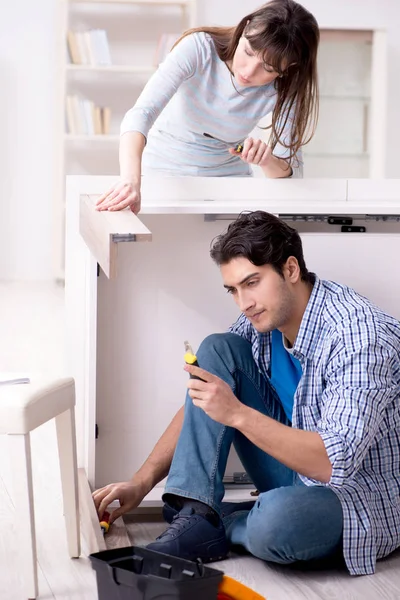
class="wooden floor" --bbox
[1,281,400,599]
[123,517,400,600]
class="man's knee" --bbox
[245,486,343,564]
[197,332,251,359]
[246,488,297,563]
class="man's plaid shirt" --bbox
[230,275,400,575]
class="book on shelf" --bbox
[154,32,181,66]
[66,95,111,136]
[67,29,112,66]
[102,107,111,136]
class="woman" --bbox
[96,0,319,214]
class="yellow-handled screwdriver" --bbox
[203,132,244,154]
[184,341,206,382]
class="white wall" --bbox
[0,1,60,281]
[0,0,399,281]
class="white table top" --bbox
[68,176,400,215]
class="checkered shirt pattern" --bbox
[230,275,400,575]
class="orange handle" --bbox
[218,575,266,600]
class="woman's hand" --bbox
[92,477,149,524]
[229,137,272,168]
[95,179,141,214]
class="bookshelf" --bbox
[54,0,197,280]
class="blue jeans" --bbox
[164,333,344,565]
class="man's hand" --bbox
[184,364,244,427]
[92,477,148,524]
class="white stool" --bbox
[0,377,81,599]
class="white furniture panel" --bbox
[95,219,400,489]
[307,98,367,156]
[303,29,387,180]
[347,179,400,203]
[317,38,371,98]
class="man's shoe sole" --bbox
[195,552,228,563]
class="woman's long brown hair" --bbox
[173,0,319,163]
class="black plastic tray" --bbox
[90,545,224,600]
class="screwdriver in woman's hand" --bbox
[203,132,244,153]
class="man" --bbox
[93,211,400,575]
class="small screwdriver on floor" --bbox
[203,132,244,153]
[99,511,111,535]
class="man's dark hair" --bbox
[210,211,312,282]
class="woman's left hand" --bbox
[229,137,272,167]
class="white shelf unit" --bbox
[303,28,387,179]
[54,0,197,281]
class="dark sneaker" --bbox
[147,505,229,563]
[163,500,256,524]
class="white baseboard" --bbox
[104,485,257,511]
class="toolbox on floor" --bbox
[89,545,224,600]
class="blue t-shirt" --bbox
[270,329,302,422]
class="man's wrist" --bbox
[131,471,155,496]
[231,403,252,431]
